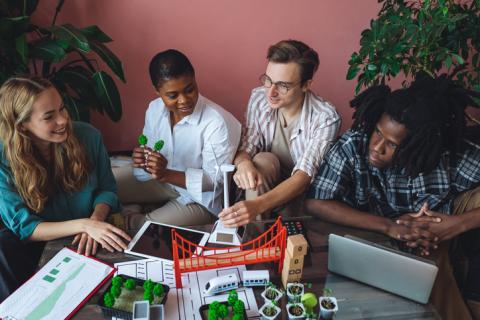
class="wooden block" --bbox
[286,234,308,258]
[283,253,304,270]
[281,266,302,288]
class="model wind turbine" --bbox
[208,146,245,246]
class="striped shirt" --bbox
[240,87,340,179]
[307,130,480,217]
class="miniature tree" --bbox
[232,314,244,320]
[125,279,136,290]
[144,289,154,303]
[218,304,228,319]
[153,283,164,297]
[143,279,154,292]
[233,299,245,315]
[154,140,165,152]
[228,290,238,306]
[110,284,121,298]
[103,292,115,307]
[111,275,124,287]
[138,134,148,147]
[208,301,221,320]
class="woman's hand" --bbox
[80,219,131,253]
[233,160,264,191]
[72,233,98,256]
[144,150,168,180]
[132,146,148,169]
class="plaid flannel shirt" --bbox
[240,87,340,180]
[307,130,480,217]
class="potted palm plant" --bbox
[0,0,126,122]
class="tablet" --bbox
[125,221,210,261]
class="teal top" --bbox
[0,122,120,240]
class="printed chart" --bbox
[0,248,113,320]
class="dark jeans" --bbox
[0,228,45,302]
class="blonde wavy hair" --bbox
[0,76,90,213]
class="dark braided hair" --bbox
[351,72,480,177]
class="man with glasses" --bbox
[219,39,340,227]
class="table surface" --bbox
[39,217,440,320]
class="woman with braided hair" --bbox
[306,73,480,319]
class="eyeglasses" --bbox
[259,74,301,95]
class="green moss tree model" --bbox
[233,299,245,315]
[153,283,164,297]
[228,290,238,306]
[232,314,244,320]
[103,292,115,307]
[208,301,221,320]
[218,304,228,319]
[144,290,154,303]
[111,275,124,287]
[154,140,165,152]
[143,279,154,292]
[138,134,148,146]
[125,279,136,290]
[110,284,121,298]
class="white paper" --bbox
[0,248,113,320]
[114,259,260,319]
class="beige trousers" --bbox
[245,152,304,218]
[113,166,214,231]
[430,186,480,320]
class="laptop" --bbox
[328,234,438,304]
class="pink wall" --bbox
[33,0,382,151]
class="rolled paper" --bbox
[138,134,148,146]
[154,140,165,152]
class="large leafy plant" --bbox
[347,0,480,100]
[0,0,125,122]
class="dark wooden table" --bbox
[39,217,439,319]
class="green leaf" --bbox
[92,71,122,121]
[367,64,377,71]
[15,34,28,64]
[62,94,90,122]
[50,23,90,53]
[80,25,112,43]
[445,55,452,69]
[54,66,102,111]
[346,66,360,80]
[452,53,464,65]
[90,40,125,82]
[30,38,66,63]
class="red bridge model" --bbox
[171,217,287,288]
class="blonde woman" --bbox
[0,76,131,301]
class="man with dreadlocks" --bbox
[305,73,480,320]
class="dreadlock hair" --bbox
[350,72,480,177]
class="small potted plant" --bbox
[261,282,283,304]
[286,302,306,320]
[286,282,305,303]
[319,288,338,320]
[259,301,281,320]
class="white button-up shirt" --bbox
[134,95,241,214]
